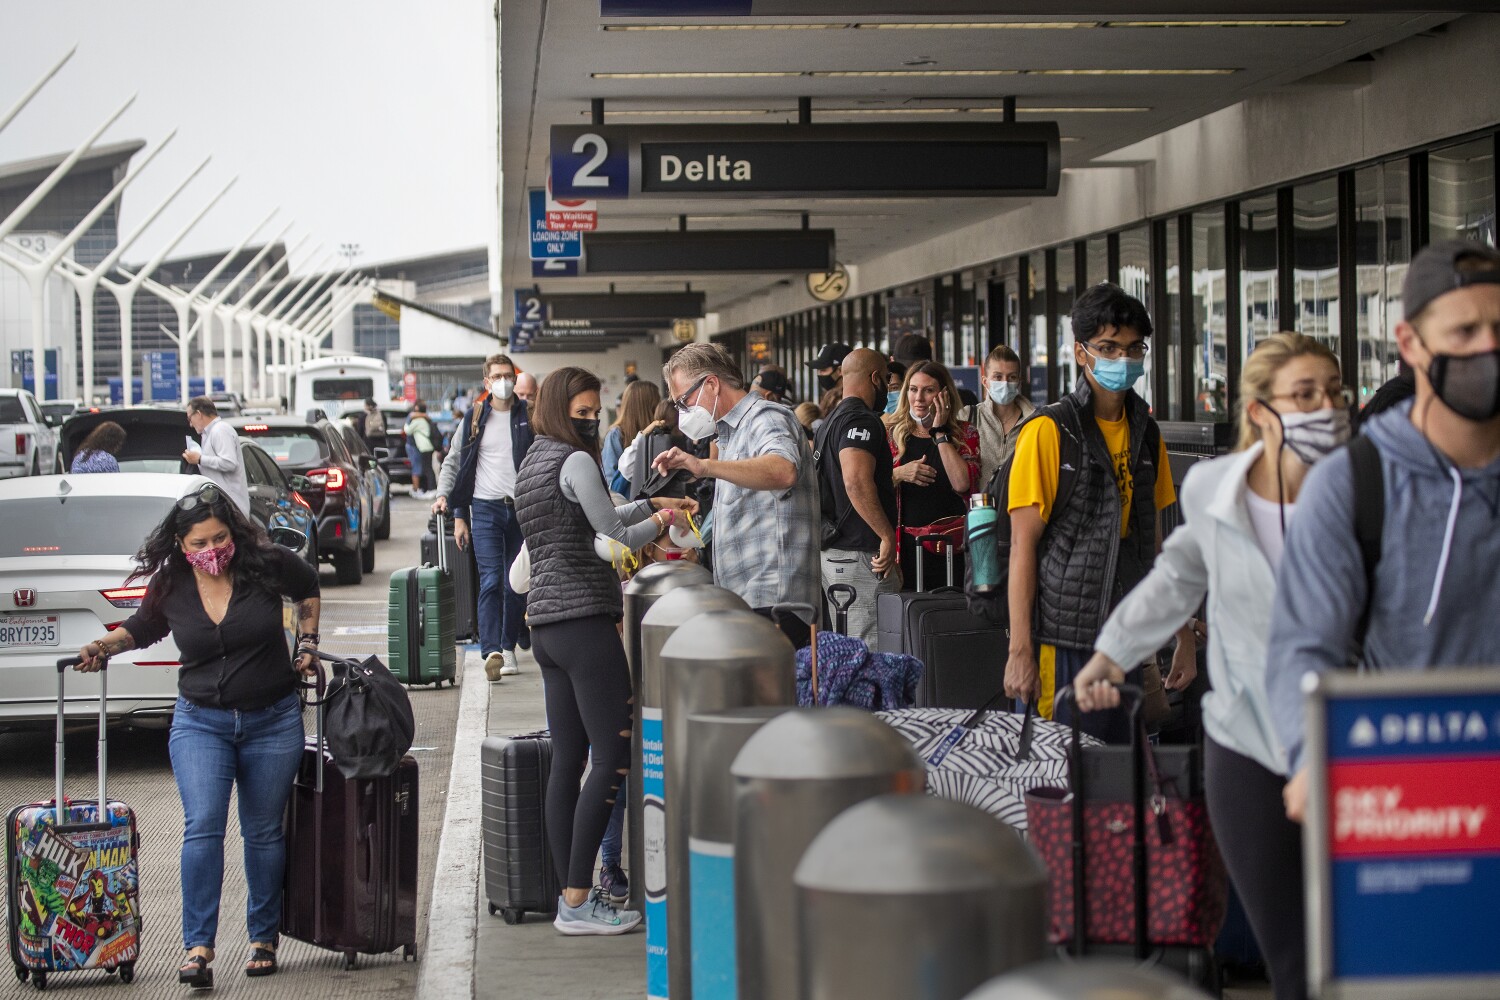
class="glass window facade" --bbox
[1117,225,1153,412]
[1293,177,1341,357]
[1240,193,1280,361]
[1354,162,1410,403]
[1192,210,1229,422]
[1430,137,1496,246]
[1055,244,1078,398]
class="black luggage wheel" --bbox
[14,967,27,983]
[119,965,135,985]
[31,971,45,991]
[403,944,417,962]
[502,908,524,925]
[343,951,358,971]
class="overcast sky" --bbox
[1,0,491,271]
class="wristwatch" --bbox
[933,432,951,445]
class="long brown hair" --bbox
[611,379,662,447]
[532,365,603,462]
[79,420,126,456]
[883,360,965,454]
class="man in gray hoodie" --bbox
[1268,239,1500,822]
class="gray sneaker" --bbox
[553,889,642,937]
[500,649,520,676]
[484,652,505,682]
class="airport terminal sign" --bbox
[551,123,1060,199]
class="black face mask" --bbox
[818,373,838,394]
[572,417,601,443]
[1427,348,1500,422]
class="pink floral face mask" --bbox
[184,540,236,576]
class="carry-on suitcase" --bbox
[281,669,419,969]
[421,515,480,644]
[1025,687,1227,993]
[7,659,141,989]
[481,732,560,925]
[389,513,458,687]
[875,531,1007,709]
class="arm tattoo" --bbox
[101,633,134,655]
[296,598,320,631]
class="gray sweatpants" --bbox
[820,547,902,645]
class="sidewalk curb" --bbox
[416,653,488,1000]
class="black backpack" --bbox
[312,654,417,780]
[1348,434,1384,653]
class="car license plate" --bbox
[0,614,60,648]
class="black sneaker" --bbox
[599,863,629,905]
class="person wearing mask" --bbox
[751,368,793,405]
[883,361,908,415]
[362,399,387,453]
[970,345,1035,488]
[1268,240,1500,826]
[654,343,821,648]
[883,361,979,592]
[73,483,320,984]
[513,367,697,935]
[601,380,661,495]
[184,397,249,514]
[515,371,538,404]
[1004,283,1195,742]
[433,355,535,681]
[71,420,126,473]
[810,342,851,418]
[1072,333,1349,1000]
[404,401,438,498]
[817,349,900,641]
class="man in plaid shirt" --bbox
[655,343,821,647]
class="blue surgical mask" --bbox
[988,381,1020,406]
[883,390,900,415]
[1086,351,1146,394]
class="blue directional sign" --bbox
[529,190,582,260]
[532,258,580,278]
[144,350,179,401]
[549,129,630,200]
[514,290,545,326]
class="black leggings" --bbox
[533,615,633,891]
[1204,736,1307,1000]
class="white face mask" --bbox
[677,381,719,442]
[988,381,1020,406]
[489,377,515,400]
[1275,406,1351,465]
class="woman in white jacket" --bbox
[1073,332,1350,1000]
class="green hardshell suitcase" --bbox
[388,515,458,687]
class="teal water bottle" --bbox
[966,494,1001,592]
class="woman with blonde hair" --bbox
[1071,332,1350,1000]
[601,380,662,494]
[883,360,979,591]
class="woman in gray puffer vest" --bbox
[514,366,698,936]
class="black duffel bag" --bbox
[309,652,416,780]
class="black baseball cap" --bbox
[754,369,792,400]
[1403,239,1500,321]
[807,343,852,370]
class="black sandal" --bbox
[244,946,278,978]
[178,954,214,989]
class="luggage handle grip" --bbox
[53,657,109,826]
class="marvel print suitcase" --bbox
[421,515,480,644]
[281,674,419,968]
[481,732,560,924]
[389,514,458,686]
[7,659,141,989]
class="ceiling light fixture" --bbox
[580,108,781,117]
[855,21,1095,30]
[590,68,1233,80]
[600,22,850,31]
[1103,19,1347,28]
[1024,68,1237,75]
[590,70,802,79]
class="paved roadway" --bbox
[0,491,460,1000]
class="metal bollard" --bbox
[963,959,1214,999]
[732,709,926,1000]
[794,794,1048,1000]
[640,586,751,999]
[626,562,713,913]
[659,610,796,1000]
[686,707,791,1000]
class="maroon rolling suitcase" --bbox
[280,667,419,969]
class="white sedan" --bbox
[0,472,297,729]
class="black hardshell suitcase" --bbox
[7,660,142,990]
[281,673,419,969]
[876,544,1008,709]
[481,732,560,924]
[422,515,480,644]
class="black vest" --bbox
[1034,381,1160,651]
[514,437,623,626]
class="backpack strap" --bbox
[1348,435,1385,652]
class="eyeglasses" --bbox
[1083,341,1150,360]
[673,374,711,412]
[1268,386,1355,412]
[176,484,224,512]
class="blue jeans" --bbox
[470,497,526,655]
[169,692,305,949]
[600,773,627,868]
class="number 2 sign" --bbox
[550,126,630,199]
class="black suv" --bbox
[228,417,376,585]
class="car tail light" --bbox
[334,522,344,539]
[15,432,27,453]
[103,621,123,631]
[308,467,346,491]
[291,491,312,510]
[244,424,270,432]
[101,586,148,608]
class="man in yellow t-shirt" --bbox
[1004,283,1197,742]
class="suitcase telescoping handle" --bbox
[53,657,109,826]
[298,652,335,794]
[436,511,449,574]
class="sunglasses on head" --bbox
[176,484,225,513]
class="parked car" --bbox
[39,400,83,428]
[337,400,414,482]
[326,417,392,540]
[228,417,376,585]
[55,408,317,566]
[0,389,60,478]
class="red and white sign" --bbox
[1328,760,1500,858]
[403,371,418,403]
[546,174,597,232]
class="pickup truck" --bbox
[0,389,58,479]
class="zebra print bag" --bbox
[877,701,1100,831]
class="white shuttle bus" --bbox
[291,356,393,419]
